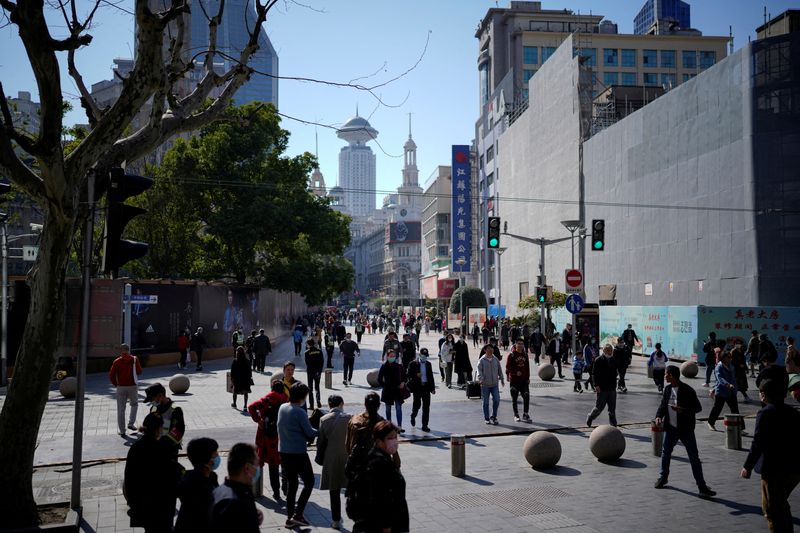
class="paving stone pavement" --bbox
[3,324,797,531]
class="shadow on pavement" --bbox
[461,474,494,486]
[533,465,581,476]
[664,485,777,519]
[603,458,648,469]
[79,518,98,533]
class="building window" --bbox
[682,73,696,82]
[437,245,448,257]
[621,49,636,67]
[522,88,529,100]
[661,73,677,88]
[643,72,658,86]
[479,61,490,105]
[660,50,676,68]
[603,48,618,66]
[479,154,484,170]
[523,69,536,83]
[642,49,657,68]
[486,172,494,186]
[486,145,494,162]
[699,51,716,69]
[603,72,619,86]
[682,50,697,69]
[523,46,538,64]
[541,47,557,63]
[574,47,596,67]
[621,72,637,86]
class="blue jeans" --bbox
[660,428,706,486]
[385,400,403,428]
[481,384,500,420]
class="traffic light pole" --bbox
[1,220,7,387]
[502,232,571,338]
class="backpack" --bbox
[262,399,280,438]
[344,432,373,521]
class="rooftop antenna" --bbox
[355,103,359,116]
[314,127,319,158]
[407,112,412,138]
[729,25,734,54]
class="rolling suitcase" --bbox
[465,372,481,399]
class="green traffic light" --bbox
[594,240,603,250]
[489,237,499,247]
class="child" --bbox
[572,351,585,393]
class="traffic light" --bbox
[102,168,153,276]
[536,286,548,304]
[487,216,501,249]
[591,219,605,251]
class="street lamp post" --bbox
[561,220,584,362]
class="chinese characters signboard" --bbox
[451,145,472,273]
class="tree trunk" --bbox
[0,209,76,528]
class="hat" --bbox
[420,348,429,356]
[144,383,166,402]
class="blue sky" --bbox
[1,1,795,207]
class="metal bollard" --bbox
[724,414,743,449]
[451,434,465,477]
[651,420,664,457]
[325,369,332,389]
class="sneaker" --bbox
[118,430,126,437]
[622,387,628,393]
[127,423,137,430]
[231,403,237,408]
[410,415,416,427]
[514,415,521,422]
[579,389,584,394]
[523,413,532,423]
[242,408,248,414]
[698,485,716,498]
[284,518,297,528]
[331,520,341,530]
[398,427,405,434]
[485,419,492,425]
[702,383,709,387]
[343,380,348,386]
[654,477,667,489]
[706,422,716,431]
[422,426,431,432]
[491,417,498,425]
[292,514,310,526]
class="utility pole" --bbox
[561,220,584,363]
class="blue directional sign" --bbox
[566,293,584,314]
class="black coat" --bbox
[744,403,800,480]
[592,354,618,390]
[124,435,182,529]
[378,361,407,404]
[230,359,252,393]
[362,447,409,532]
[655,381,702,433]
[211,479,260,533]
[253,333,271,356]
[454,340,473,374]
[546,338,564,357]
[305,347,324,374]
[407,360,436,394]
[174,470,219,533]
[400,340,416,366]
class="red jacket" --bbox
[109,353,142,387]
[505,349,530,384]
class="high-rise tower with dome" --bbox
[336,112,378,219]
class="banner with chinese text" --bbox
[451,145,472,273]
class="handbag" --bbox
[314,438,327,466]
[399,382,411,401]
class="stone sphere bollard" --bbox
[169,374,190,394]
[59,377,77,398]
[523,431,562,469]
[680,361,698,379]
[538,363,556,381]
[589,424,626,462]
[366,369,380,388]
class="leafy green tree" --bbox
[449,286,488,314]
[125,104,352,302]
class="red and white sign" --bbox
[565,269,584,293]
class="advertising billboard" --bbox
[451,145,472,273]
[387,221,422,243]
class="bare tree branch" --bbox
[0,82,40,156]
[67,47,102,126]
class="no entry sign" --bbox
[565,269,583,293]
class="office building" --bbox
[756,9,800,39]
[474,1,728,302]
[634,0,691,36]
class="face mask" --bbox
[211,455,221,471]
[387,357,396,364]
[419,355,428,362]
[384,436,399,455]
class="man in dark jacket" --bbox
[506,339,531,422]
[654,366,716,497]
[304,339,324,409]
[702,331,718,387]
[546,332,565,378]
[408,348,436,432]
[339,333,360,386]
[211,443,262,532]
[613,339,632,393]
[175,437,220,533]
[400,333,416,369]
[741,378,800,532]
[253,329,272,373]
[622,323,639,350]
[561,324,573,365]
[586,345,618,427]
[190,326,207,371]
[746,329,761,377]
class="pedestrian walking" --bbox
[407,348,436,432]
[231,325,243,358]
[253,328,271,373]
[741,378,800,532]
[622,323,640,351]
[786,336,799,374]
[230,347,253,412]
[354,421,409,533]
[613,338,631,393]
[345,392,389,456]
[123,413,183,532]
[755,349,789,394]
[731,341,750,402]
[378,350,407,432]
[506,340,532,422]
[177,330,191,369]
[190,326,207,371]
[108,343,142,436]
[145,382,185,456]
[500,322,510,351]
[546,332,565,379]
[653,366,717,498]
[760,333,778,368]
[382,331,401,362]
[317,395,352,530]
[746,329,761,377]
[293,326,304,357]
[175,437,220,533]
[453,334,473,388]
[561,324,573,365]
[210,443,263,532]
[245,329,257,370]
[355,320,365,343]
[471,322,480,348]
[706,350,742,431]
[477,344,504,425]
[247,380,288,502]
[439,333,456,387]
[572,349,585,393]
[277,383,318,528]
[583,339,597,391]
[305,339,324,410]
[648,343,669,392]
[586,344,618,427]
[340,333,360,386]
[324,331,336,369]
[702,332,718,387]
[400,333,416,369]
